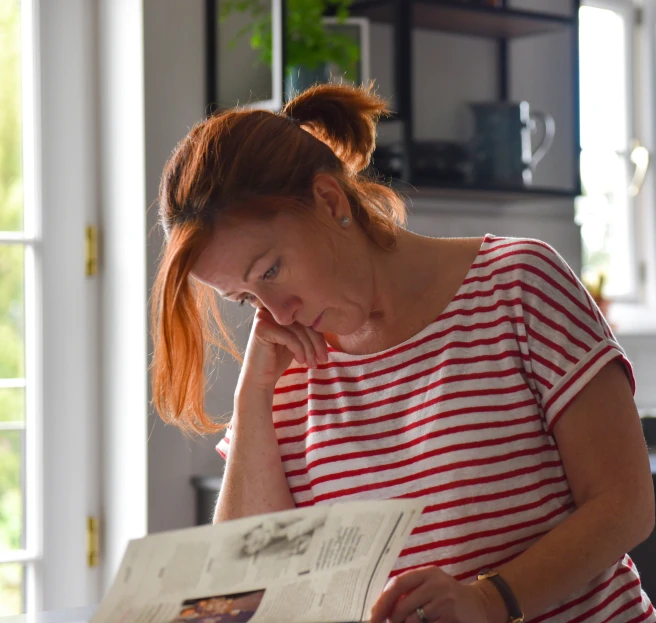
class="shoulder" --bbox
[474,234,580,290]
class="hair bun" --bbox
[282,83,389,173]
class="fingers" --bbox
[370,571,427,623]
[287,324,320,368]
[253,310,308,366]
[254,308,328,368]
[305,325,329,364]
[388,590,435,623]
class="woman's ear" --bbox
[312,173,351,221]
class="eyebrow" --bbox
[223,249,270,299]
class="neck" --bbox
[328,231,442,350]
[370,230,441,321]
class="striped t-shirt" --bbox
[218,234,655,623]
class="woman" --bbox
[151,84,655,623]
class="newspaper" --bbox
[92,499,424,623]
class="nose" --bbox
[264,295,300,326]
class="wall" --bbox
[143,0,232,533]
[142,2,656,534]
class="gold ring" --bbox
[416,606,429,623]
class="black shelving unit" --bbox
[349,1,575,38]
[348,0,582,200]
[206,0,582,200]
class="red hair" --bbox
[151,83,407,434]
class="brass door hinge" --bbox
[85,225,99,277]
[87,516,100,567]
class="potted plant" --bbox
[219,0,361,97]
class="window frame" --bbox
[0,0,42,614]
[579,0,656,333]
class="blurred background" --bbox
[0,0,655,616]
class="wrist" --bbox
[234,386,274,413]
[470,578,509,623]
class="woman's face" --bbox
[192,176,375,336]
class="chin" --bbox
[327,314,368,337]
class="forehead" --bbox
[191,218,272,287]
[192,212,305,291]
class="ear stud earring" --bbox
[340,216,351,228]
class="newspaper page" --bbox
[92,499,424,623]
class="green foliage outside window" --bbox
[0,0,25,615]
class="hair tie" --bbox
[285,113,301,127]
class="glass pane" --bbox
[0,387,24,424]
[0,428,24,551]
[215,0,276,109]
[579,6,628,151]
[0,245,25,378]
[577,5,635,299]
[0,0,24,232]
[0,563,24,616]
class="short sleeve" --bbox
[516,240,635,433]
[216,423,232,460]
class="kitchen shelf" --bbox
[390,179,579,202]
[349,0,575,39]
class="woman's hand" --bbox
[238,308,329,394]
[370,566,495,623]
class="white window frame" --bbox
[0,0,109,613]
[608,0,656,333]
[581,0,656,333]
[0,0,42,614]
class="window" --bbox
[577,0,654,321]
[0,0,39,615]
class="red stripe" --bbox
[403,503,571,556]
[279,399,539,459]
[545,348,633,433]
[275,384,534,444]
[528,368,554,392]
[624,604,656,623]
[284,423,543,479]
[474,239,580,289]
[296,444,557,502]
[421,474,568,513]
[470,247,588,316]
[529,347,568,378]
[462,261,594,327]
[478,237,580,281]
[304,350,527,404]
[284,311,526,373]
[416,487,571,533]
[400,529,547,568]
[276,366,526,416]
[277,332,526,392]
[396,460,563,502]
[545,344,614,411]
[317,307,524,367]
[525,325,579,366]
[289,430,546,493]
[566,579,641,623]
[304,347,528,400]
[600,596,643,623]
[291,458,565,509]
[523,301,593,352]
[530,564,633,623]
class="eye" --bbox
[262,261,280,281]
[238,294,257,308]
